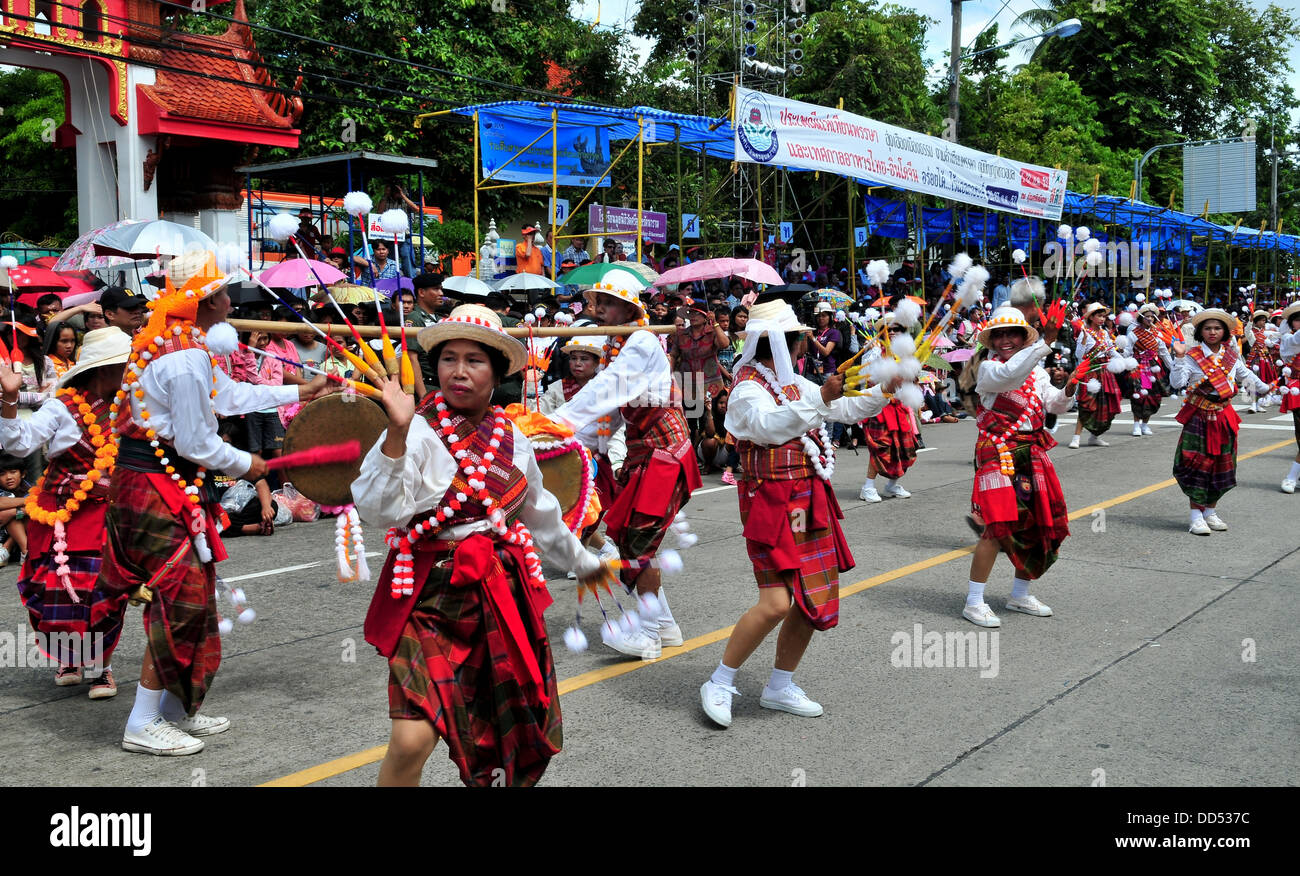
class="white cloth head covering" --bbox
[736,299,812,386]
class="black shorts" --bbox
[245,411,285,453]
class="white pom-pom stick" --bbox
[267,212,300,242]
[1125,357,1139,370]
[1106,356,1127,374]
[676,532,699,549]
[947,252,973,280]
[1085,250,1103,268]
[342,191,373,218]
[563,626,588,653]
[1012,248,1026,264]
[618,610,641,635]
[1058,224,1072,239]
[897,356,922,380]
[204,322,239,356]
[894,382,924,410]
[1117,312,1134,328]
[959,265,990,307]
[870,355,899,384]
[637,591,663,621]
[657,549,684,574]
[834,309,846,322]
[600,619,622,644]
[1135,293,1146,302]
[218,618,233,635]
[864,308,880,321]
[0,255,18,270]
[866,259,890,288]
[238,608,256,624]
[1086,378,1102,393]
[378,208,409,234]
[889,332,916,357]
[215,243,245,274]
[1076,226,1091,241]
[893,298,923,328]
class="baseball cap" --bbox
[100,286,148,311]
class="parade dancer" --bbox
[858,314,919,502]
[352,304,607,787]
[700,294,896,727]
[1169,309,1271,535]
[1069,303,1122,448]
[101,252,330,756]
[963,307,1074,628]
[551,272,702,660]
[1277,302,1300,493]
[1125,303,1174,436]
[1243,311,1279,413]
[0,329,131,697]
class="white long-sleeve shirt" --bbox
[351,416,600,578]
[975,339,1072,427]
[1125,325,1174,370]
[1280,329,1300,363]
[553,330,676,455]
[1170,343,1269,395]
[0,396,85,458]
[1076,327,1115,361]
[538,379,626,471]
[726,373,887,445]
[127,348,298,477]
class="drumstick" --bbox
[239,343,382,399]
[264,440,361,471]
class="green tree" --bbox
[0,69,77,245]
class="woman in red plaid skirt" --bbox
[1277,303,1300,494]
[354,304,608,787]
[699,293,897,728]
[963,306,1074,629]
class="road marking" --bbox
[261,437,1295,787]
[223,553,383,583]
[692,484,737,496]
[1055,417,1292,432]
[916,447,938,453]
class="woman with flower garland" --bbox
[1170,309,1272,534]
[962,306,1074,629]
[353,304,608,787]
[1276,302,1300,493]
[102,252,331,757]
[1068,302,1122,448]
[1123,304,1174,436]
[700,293,897,727]
[0,328,131,698]
[857,313,920,503]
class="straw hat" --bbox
[1251,309,1270,321]
[737,298,811,338]
[58,327,132,387]
[1137,303,1161,318]
[1189,308,1238,335]
[1278,301,1300,325]
[1082,302,1109,320]
[584,270,647,318]
[562,335,604,357]
[416,303,527,375]
[977,305,1039,347]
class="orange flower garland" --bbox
[24,389,118,526]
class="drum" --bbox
[281,394,387,507]
[502,404,600,534]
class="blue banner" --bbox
[479,114,612,187]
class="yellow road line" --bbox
[260,437,1294,787]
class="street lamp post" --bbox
[947,14,1081,143]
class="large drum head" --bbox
[282,394,387,506]
[537,449,585,522]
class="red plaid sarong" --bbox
[604,404,701,589]
[862,398,919,479]
[972,381,1069,580]
[1244,327,1279,384]
[1078,369,1122,435]
[99,467,223,715]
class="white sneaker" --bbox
[1132,424,1143,437]
[597,538,620,563]
[1189,518,1211,536]
[1282,479,1297,494]
[1141,423,1153,436]
[122,716,204,756]
[1067,436,1081,449]
[173,713,231,737]
[0,545,8,566]
[700,681,738,728]
[605,627,662,660]
[658,619,684,647]
[1204,512,1228,531]
[1087,435,1109,446]
[884,483,911,499]
[1248,403,1259,413]
[962,602,1001,627]
[1005,594,1053,617]
[566,570,577,580]
[858,484,882,503]
[759,683,823,717]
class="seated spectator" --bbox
[0,453,30,566]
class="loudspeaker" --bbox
[789,47,803,60]
[744,19,757,32]
[744,43,758,57]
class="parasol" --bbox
[52,220,145,272]
[559,262,651,287]
[259,259,345,289]
[495,273,559,292]
[91,219,217,258]
[652,257,781,288]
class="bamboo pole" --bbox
[230,320,677,340]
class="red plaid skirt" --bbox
[1078,369,1123,435]
[971,433,1069,580]
[862,400,918,480]
[738,477,852,630]
[603,440,701,589]
[100,468,224,716]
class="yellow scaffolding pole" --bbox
[473,110,480,267]
[637,116,644,262]
[553,135,641,242]
[551,106,559,281]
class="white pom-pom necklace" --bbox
[752,362,834,480]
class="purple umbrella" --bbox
[376,276,415,297]
[941,348,976,363]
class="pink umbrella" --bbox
[258,258,345,289]
[652,257,783,288]
[941,348,976,363]
[52,220,145,272]
[930,335,955,349]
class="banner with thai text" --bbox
[733,88,1067,220]
[479,115,611,187]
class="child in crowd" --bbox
[0,453,31,566]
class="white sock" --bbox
[1011,577,1032,600]
[966,579,987,608]
[126,685,164,734]
[1190,508,1205,525]
[768,668,794,692]
[711,662,739,688]
[655,586,675,625]
[1288,462,1300,481]
[160,689,188,722]
[885,479,898,489]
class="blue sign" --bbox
[682,213,700,239]
[779,221,793,243]
[854,227,868,247]
[479,115,611,187]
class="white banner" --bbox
[733,88,1068,220]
